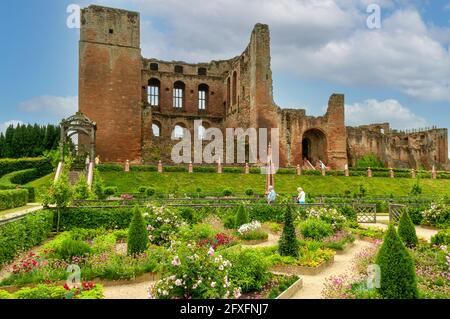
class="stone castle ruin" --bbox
[78,5,448,170]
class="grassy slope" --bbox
[99,171,450,197]
[25,173,53,201]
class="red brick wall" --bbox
[79,6,142,164]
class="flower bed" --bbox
[236,221,269,244]
[322,240,450,299]
[240,274,302,299]
[0,282,103,299]
[253,245,335,275]
[0,229,163,287]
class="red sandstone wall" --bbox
[79,5,142,164]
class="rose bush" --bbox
[149,242,241,299]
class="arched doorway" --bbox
[301,129,327,165]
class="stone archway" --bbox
[60,112,97,163]
[302,129,327,165]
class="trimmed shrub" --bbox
[138,186,147,193]
[103,186,118,197]
[223,249,271,293]
[430,229,450,245]
[0,157,52,178]
[245,188,254,196]
[146,187,156,197]
[222,188,233,197]
[54,207,133,230]
[338,206,357,222]
[279,206,300,257]
[407,206,424,225]
[299,218,334,240]
[235,204,249,227]
[375,224,418,299]
[0,189,28,210]
[398,211,418,247]
[96,164,123,172]
[0,209,54,266]
[179,207,194,224]
[127,207,149,256]
[55,238,92,260]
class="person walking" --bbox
[267,186,277,205]
[297,187,306,205]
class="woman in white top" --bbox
[297,187,306,204]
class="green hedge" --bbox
[96,164,123,172]
[0,189,29,210]
[0,169,44,202]
[0,209,54,266]
[52,207,134,231]
[0,157,52,178]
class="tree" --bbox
[398,211,418,247]
[278,205,299,257]
[127,207,149,256]
[73,174,91,200]
[235,204,249,227]
[375,224,418,299]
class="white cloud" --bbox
[0,120,24,134]
[445,3,450,10]
[18,95,78,119]
[345,99,427,129]
[92,0,450,103]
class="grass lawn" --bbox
[25,173,54,202]
[99,171,450,197]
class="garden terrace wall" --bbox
[98,163,450,179]
[0,209,53,266]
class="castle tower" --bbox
[79,5,142,163]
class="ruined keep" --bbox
[78,5,448,170]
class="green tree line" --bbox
[0,123,60,158]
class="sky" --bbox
[0,0,449,145]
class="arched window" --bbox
[232,71,237,105]
[198,84,208,110]
[152,123,161,137]
[148,78,160,107]
[173,81,185,109]
[173,124,186,139]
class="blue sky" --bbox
[0,0,449,142]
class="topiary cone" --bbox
[278,204,299,257]
[127,206,149,256]
[398,211,418,248]
[375,224,418,299]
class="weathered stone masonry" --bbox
[78,5,448,170]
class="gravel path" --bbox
[103,281,154,299]
[359,223,438,242]
[290,240,373,299]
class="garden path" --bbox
[290,240,373,299]
[359,223,438,243]
[290,224,438,299]
[103,281,154,299]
